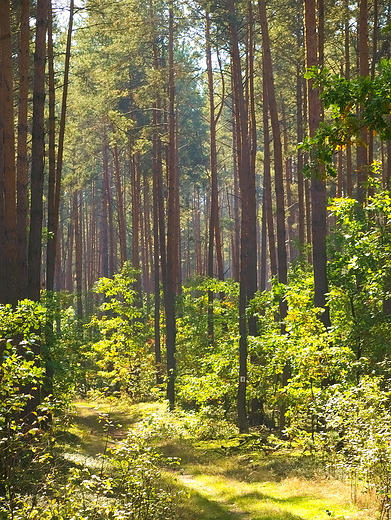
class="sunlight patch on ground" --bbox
[177,473,373,520]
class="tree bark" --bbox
[73,190,83,318]
[259,0,289,431]
[356,0,369,202]
[228,0,258,433]
[16,0,30,299]
[165,0,179,409]
[28,0,49,301]
[0,0,18,306]
[113,145,127,265]
[304,0,330,328]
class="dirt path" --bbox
[68,400,375,520]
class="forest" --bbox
[2,0,391,518]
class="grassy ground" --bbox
[67,400,377,520]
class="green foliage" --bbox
[328,193,391,365]
[0,302,68,518]
[249,269,354,433]
[320,378,391,519]
[83,263,156,399]
[300,60,391,176]
[0,300,46,340]
[176,278,239,415]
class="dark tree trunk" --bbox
[101,144,109,278]
[165,0,179,409]
[259,0,289,431]
[262,76,277,278]
[113,145,127,265]
[28,0,49,301]
[356,0,369,202]
[73,190,83,318]
[228,0,258,433]
[304,0,330,329]
[1,0,18,306]
[16,0,30,299]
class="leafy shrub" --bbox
[320,378,391,519]
[82,263,156,400]
[10,426,180,520]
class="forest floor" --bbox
[67,399,377,520]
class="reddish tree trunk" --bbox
[16,0,29,299]
[0,0,18,305]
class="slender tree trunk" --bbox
[131,153,142,302]
[206,9,224,345]
[356,0,369,202]
[229,0,258,433]
[282,104,295,262]
[101,145,109,278]
[113,145,127,265]
[47,1,56,293]
[304,0,330,328]
[296,62,305,252]
[16,0,29,299]
[47,0,74,291]
[344,0,353,196]
[165,0,178,408]
[259,186,267,292]
[73,190,83,318]
[259,0,289,431]
[152,95,164,386]
[262,78,277,278]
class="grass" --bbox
[65,400,377,520]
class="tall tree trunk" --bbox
[229,0,258,433]
[0,16,5,304]
[0,0,18,306]
[101,145,109,278]
[16,0,30,299]
[344,0,353,196]
[304,0,330,329]
[206,9,224,345]
[282,104,295,262]
[262,77,277,278]
[47,1,56,292]
[131,153,142,302]
[259,186,267,292]
[73,190,83,318]
[113,145,127,265]
[356,0,369,202]
[258,0,287,292]
[47,0,74,291]
[152,101,164,386]
[28,0,49,301]
[259,0,289,431]
[165,0,179,408]
[296,61,305,253]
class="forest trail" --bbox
[70,400,375,520]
